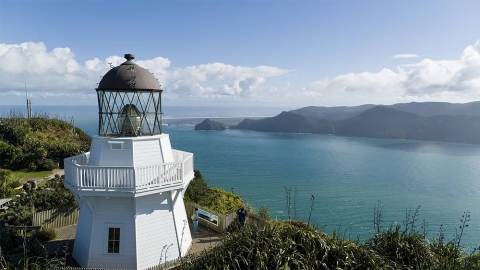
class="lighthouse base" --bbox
[72,190,192,269]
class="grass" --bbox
[11,169,53,182]
[180,219,480,270]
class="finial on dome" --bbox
[124,54,135,61]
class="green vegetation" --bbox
[194,119,226,131]
[32,227,57,242]
[0,169,22,198]
[10,169,53,181]
[0,174,73,269]
[180,211,480,269]
[184,170,245,214]
[257,205,271,221]
[0,115,91,171]
[0,228,66,269]
[2,175,77,225]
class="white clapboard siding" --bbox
[87,197,136,269]
[171,190,191,256]
[135,193,179,270]
[73,198,94,267]
[133,139,163,166]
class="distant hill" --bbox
[334,106,421,139]
[291,101,480,120]
[195,119,226,130]
[234,111,334,134]
[389,101,480,117]
[234,105,480,145]
[290,104,376,121]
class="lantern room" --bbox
[96,54,163,137]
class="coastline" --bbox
[163,116,265,126]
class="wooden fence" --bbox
[54,260,179,270]
[32,207,79,228]
[184,202,265,234]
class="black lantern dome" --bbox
[96,54,163,137]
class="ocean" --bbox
[1,105,479,250]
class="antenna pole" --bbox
[25,83,32,119]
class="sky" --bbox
[0,0,479,108]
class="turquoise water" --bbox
[166,126,480,250]
[1,105,479,250]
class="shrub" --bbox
[41,159,57,171]
[201,188,244,214]
[181,221,387,269]
[184,170,208,203]
[184,170,245,214]
[258,205,271,221]
[3,175,77,226]
[0,169,21,198]
[33,227,57,242]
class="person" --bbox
[193,208,199,233]
[236,207,248,228]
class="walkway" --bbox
[187,222,223,255]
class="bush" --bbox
[0,227,66,269]
[184,170,245,214]
[41,159,58,171]
[184,170,209,202]
[258,205,271,221]
[202,188,244,214]
[3,175,77,226]
[0,169,22,198]
[33,227,57,242]
[181,221,388,269]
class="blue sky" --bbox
[0,0,479,107]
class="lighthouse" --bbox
[64,54,194,269]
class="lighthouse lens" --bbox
[117,104,142,136]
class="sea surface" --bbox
[2,105,479,250]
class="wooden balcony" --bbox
[64,150,194,197]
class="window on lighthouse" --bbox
[107,227,121,253]
[108,141,125,150]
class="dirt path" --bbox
[46,169,65,179]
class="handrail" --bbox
[64,150,194,193]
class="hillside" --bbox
[234,106,480,144]
[291,101,480,120]
[194,119,226,130]
[0,116,91,171]
[334,106,422,139]
[234,111,334,134]
[291,104,376,121]
[390,101,480,117]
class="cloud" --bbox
[303,39,480,105]
[167,63,289,98]
[0,42,290,102]
[393,54,420,59]
[1,39,480,106]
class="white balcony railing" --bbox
[64,150,194,193]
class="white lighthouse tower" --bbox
[64,54,194,269]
